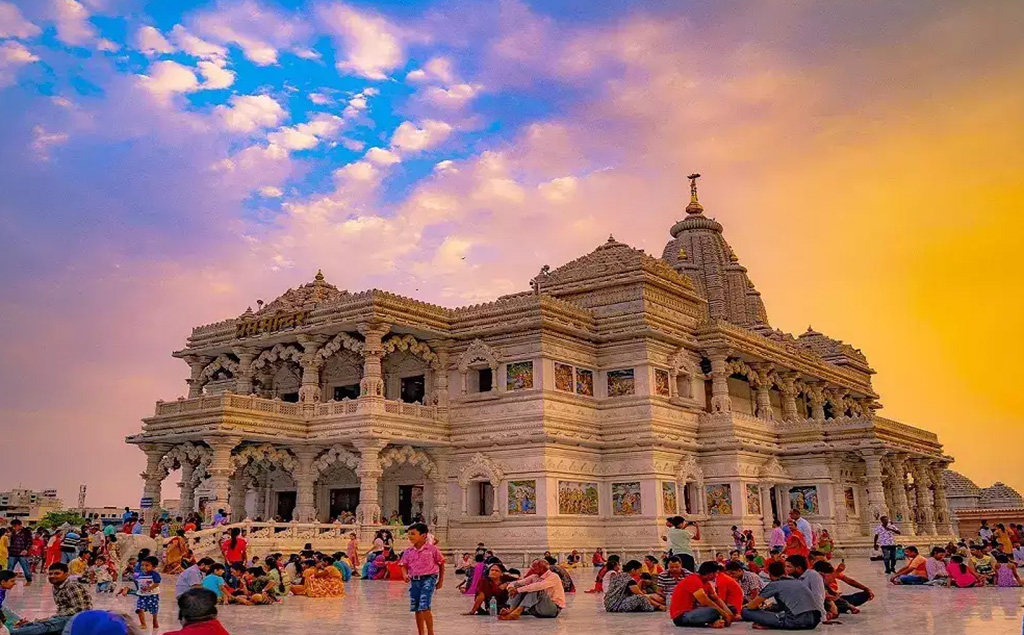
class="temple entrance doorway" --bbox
[329,488,360,519]
[769,485,780,522]
[398,484,424,524]
[276,491,296,521]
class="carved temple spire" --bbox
[685,172,704,215]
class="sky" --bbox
[0,0,1022,507]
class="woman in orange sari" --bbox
[784,519,809,558]
[45,530,64,569]
[291,556,345,598]
[163,529,189,573]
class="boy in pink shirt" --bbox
[400,523,445,635]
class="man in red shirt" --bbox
[669,561,733,627]
[715,568,744,617]
[164,588,231,635]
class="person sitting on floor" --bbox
[946,555,979,588]
[585,555,619,593]
[566,550,582,568]
[544,556,575,593]
[715,564,745,618]
[165,588,232,635]
[814,560,873,614]
[968,545,996,585]
[603,560,665,613]
[890,546,929,585]
[741,560,822,630]
[655,556,688,604]
[669,561,733,628]
[292,556,345,598]
[642,555,664,577]
[592,548,606,567]
[994,553,1023,587]
[8,563,93,635]
[464,563,515,616]
[924,547,949,586]
[499,559,566,620]
[725,560,764,605]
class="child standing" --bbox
[400,523,445,635]
[347,533,361,572]
[135,556,162,630]
[92,555,114,593]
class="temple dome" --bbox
[942,470,981,497]
[253,270,348,315]
[661,175,768,327]
[979,482,1024,509]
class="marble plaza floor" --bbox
[2,560,1021,634]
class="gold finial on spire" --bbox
[685,172,704,215]
[314,269,325,282]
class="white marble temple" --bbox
[2,560,1022,634]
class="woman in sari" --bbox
[292,556,345,598]
[163,530,189,573]
[44,529,63,569]
[463,554,486,595]
[784,519,809,558]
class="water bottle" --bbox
[489,597,498,616]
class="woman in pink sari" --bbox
[463,554,486,595]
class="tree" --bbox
[36,510,88,529]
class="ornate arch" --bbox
[312,445,360,478]
[199,355,239,383]
[382,334,438,369]
[316,333,365,364]
[457,339,500,373]
[726,358,753,379]
[251,344,304,372]
[158,442,213,478]
[668,347,700,378]
[759,456,789,482]
[379,445,437,479]
[456,453,505,489]
[675,454,704,485]
[231,444,297,474]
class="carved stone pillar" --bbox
[707,350,731,413]
[930,463,953,536]
[233,348,256,395]
[140,444,171,525]
[228,475,247,521]
[887,456,915,533]
[778,373,799,422]
[760,482,775,535]
[860,450,888,522]
[206,438,238,520]
[178,462,196,516]
[491,480,500,517]
[185,356,211,398]
[429,449,452,541]
[827,462,848,538]
[806,383,826,421]
[429,341,450,410]
[749,363,775,421]
[354,439,387,525]
[358,323,390,397]
[292,447,319,522]
[296,335,328,403]
[911,460,936,535]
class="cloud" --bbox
[138,60,199,98]
[365,147,400,166]
[0,40,39,88]
[309,92,332,105]
[51,0,97,47]
[190,0,309,66]
[318,3,403,80]
[135,25,174,56]
[335,160,378,183]
[197,60,234,90]
[0,2,41,38]
[421,83,480,109]
[169,24,227,61]
[538,176,577,202]
[215,94,286,133]
[267,113,344,151]
[258,185,283,198]
[406,57,455,84]
[96,38,119,52]
[30,124,69,160]
[390,119,452,153]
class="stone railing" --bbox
[186,521,410,560]
[154,394,439,423]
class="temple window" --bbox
[400,374,426,404]
[281,392,299,403]
[469,368,493,393]
[475,482,495,516]
[332,383,360,401]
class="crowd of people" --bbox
[3,508,1024,634]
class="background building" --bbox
[0,488,63,523]
[943,471,1024,538]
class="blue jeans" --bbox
[7,556,33,582]
[672,607,722,627]
[409,574,437,612]
[742,608,821,630]
[880,546,897,574]
[10,616,70,635]
[898,574,927,585]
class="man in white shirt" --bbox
[789,509,814,546]
[872,516,901,574]
[500,559,565,619]
[978,521,993,543]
